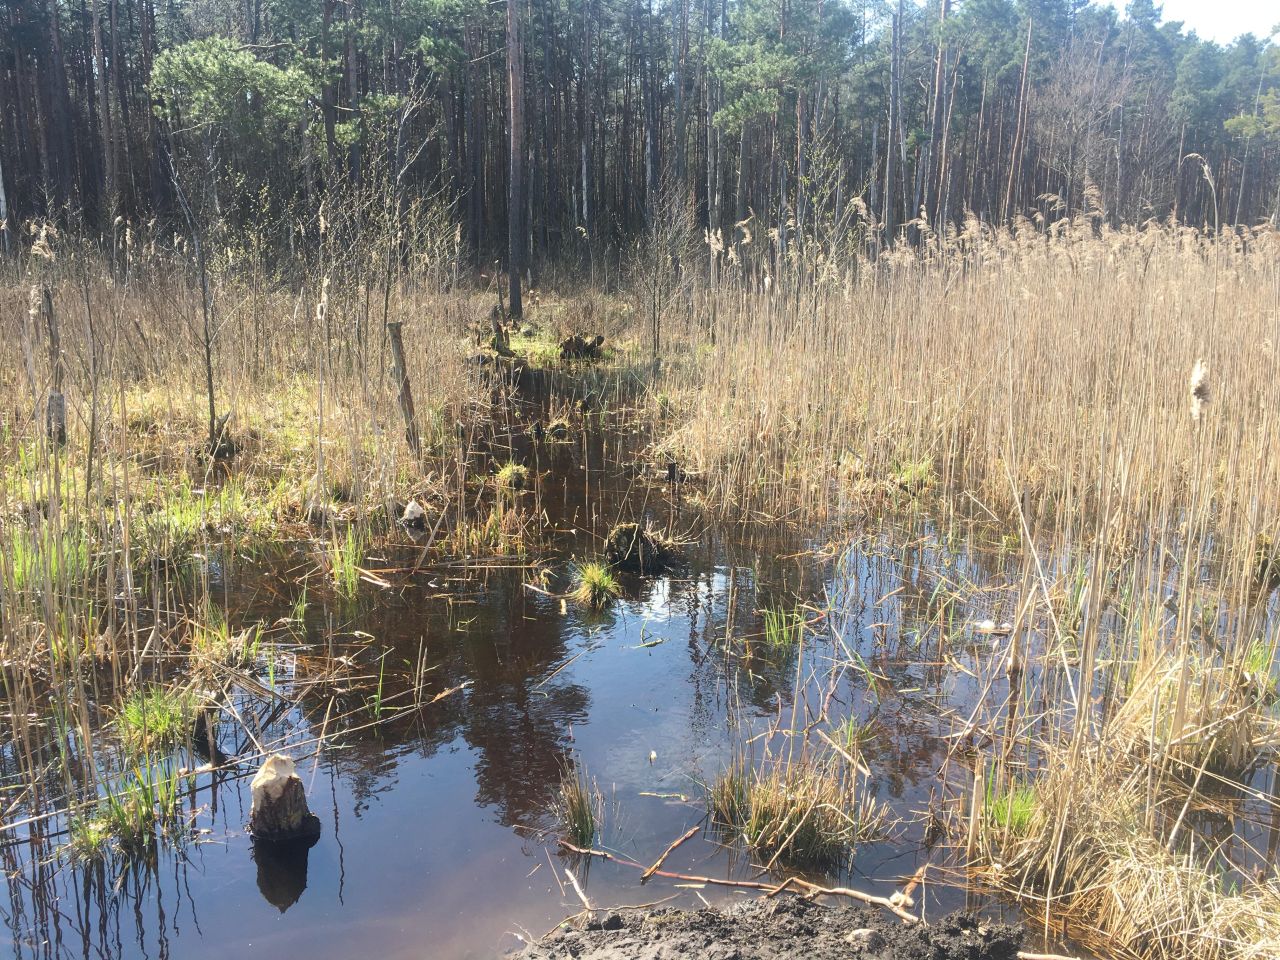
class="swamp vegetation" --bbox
[0,214,1276,960]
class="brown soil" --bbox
[516,897,1023,960]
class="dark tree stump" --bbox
[46,393,66,445]
[558,333,605,359]
[248,754,321,844]
[604,522,675,574]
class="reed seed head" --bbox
[1189,358,1210,421]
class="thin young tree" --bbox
[507,0,526,318]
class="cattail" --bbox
[315,276,330,324]
[1189,358,1210,421]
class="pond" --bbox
[3,370,1272,960]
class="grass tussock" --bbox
[572,561,621,609]
[711,746,889,867]
[495,461,529,491]
[1109,650,1278,776]
[761,605,806,650]
[975,746,1280,960]
[555,761,604,847]
[326,525,367,600]
[116,687,198,754]
[69,763,190,859]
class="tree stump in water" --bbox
[604,522,675,574]
[249,754,321,843]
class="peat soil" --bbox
[517,897,1023,960]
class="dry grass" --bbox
[1108,650,1279,776]
[657,219,1280,562]
[2,210,1278,959]
[975,742,1280,960]
[615,216,1280,958]
[711,743,890,867]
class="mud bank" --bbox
[517,897,1023,960]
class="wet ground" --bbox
[1,369,1275,960]
[518,898,1023,960]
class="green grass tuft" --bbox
[69,763,189,859]
[496,461,529,490]
[761,605,805,649]
[986,780,1038,836]
[327,525,366,600]
[573,561,621,609]
[555,761,604,846]
[116,686,197,754]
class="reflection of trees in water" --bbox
[288,564,593,829]
[0,834,196,960]
[458,573,589,827]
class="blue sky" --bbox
[1101,0,1278,44]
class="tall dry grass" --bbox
[638,216,1280,959]
[661,220,1280,561]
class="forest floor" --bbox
[516,897,1024,960]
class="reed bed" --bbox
[639,218,1280,958]
[659,220,1280,562]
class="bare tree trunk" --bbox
[0,140,9,255]
[925,0,950,227]
[1003,17,1032,223]
[385,322,421,459]
[883,0,901,241]
[41,288,66,445]
[92,0,115,214]
[671,0,689,183]
[506,0,526,317]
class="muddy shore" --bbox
[516,897,1024,960]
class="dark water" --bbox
[2,370,1274,960]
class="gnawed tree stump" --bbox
[248,754,321,843]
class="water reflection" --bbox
[254,836,318,912]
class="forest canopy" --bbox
[2,0,1278,263]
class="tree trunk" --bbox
[92,0,116,215]
[42,288,66,445]
[386,321,421,458]
[506,0,526,317]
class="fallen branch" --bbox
[641,825,701,881]
[557,840,919,923]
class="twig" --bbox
[641,825,700,881]
[565,867,593,912]
[556,840,919,923]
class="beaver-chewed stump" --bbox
[559,333,605,360]
[604,523,675,574]
[248,754,322,844]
